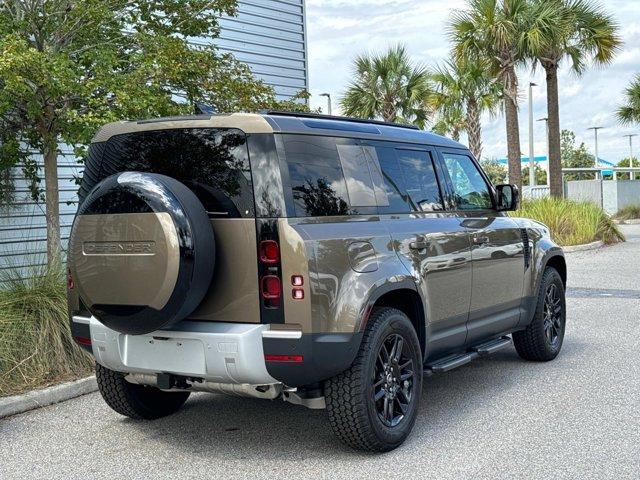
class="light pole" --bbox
[537,117,549,186]
[623,133,638,180]
[319,93,332,116]
[528,82,537,187]
[588,126,604,179]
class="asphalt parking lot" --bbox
[2,225,639,480]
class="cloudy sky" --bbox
[305,0,640,163]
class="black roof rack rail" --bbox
[263,110,420,131]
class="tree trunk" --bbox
[503,66,522,190]
[545,63,563,198]
[43,143,61,265]
[466,97,482,159]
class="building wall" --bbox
[0,0,308,276]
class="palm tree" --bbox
[528,0,621,198]
[431,106,466,142]
[430,59,502,159]
[450,0,534,190]
[617,75,640,125]
[340,45,432,129]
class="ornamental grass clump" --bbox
[0,259,93,396]
[514,197,624,246]
[614,204,640,221]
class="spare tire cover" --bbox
[68,172,215,335]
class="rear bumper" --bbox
[74,316,277,385]
[72,316,363,388]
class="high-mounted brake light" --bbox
[259,240,280,264]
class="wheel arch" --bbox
[361,282,427,361]
[545,254,567,287]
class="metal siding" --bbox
[0,0,307,276]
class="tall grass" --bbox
[514,198,624,246]
[0,259,93,396]
[614,204,640,221]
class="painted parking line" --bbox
[566,287,640,299]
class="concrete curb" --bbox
[563,240,604,253]
[614,219,640,225]
[0,376,97,419]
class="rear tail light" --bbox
[74,336,91,346]
[67,268,74,290]
[259,240,280,264]
[261,275,281,307]
[292,288,304,300]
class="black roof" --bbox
[262,111,465,149]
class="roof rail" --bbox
[263,110,420,131]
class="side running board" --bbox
[424,336,512,375]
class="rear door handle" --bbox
[410,240,429,250]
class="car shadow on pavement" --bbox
[125,339,587,458]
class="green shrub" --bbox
[614,204,640,221]
[513,197,624,246]
[0,259,93,396]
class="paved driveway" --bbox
[2,226,639,480]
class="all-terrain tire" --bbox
[95,364,190,420]
[325,308,423,452]
[513,267,566,361]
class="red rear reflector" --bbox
[261,275,281,300]
[292,288,304,300]
[67,268,74,290]
[259,240,280,264]
[291,275,304,286]
[74,336,91,346]
[265,354,303,363]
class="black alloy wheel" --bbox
[373,333,416,428]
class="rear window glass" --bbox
[97,128,253,218]
[395,150,443,212]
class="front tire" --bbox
[325,307,423,452]
[513,267,566,361]
[96,364,190,420]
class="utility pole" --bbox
[528,82,537,187]
[319,93,332,116]
[623,133,638,180]
[537,117,549,186]
[588,127,604,179]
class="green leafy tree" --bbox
[617,75,640,126]
[480,159,507,185]
[451,0,548,191]
[340,45,432,129]
[522,165,548,186]
[615,158,639,181]
[527,0,620,198]
[430,58,501,158]
[561,129,596,180]
[0,0,303,264]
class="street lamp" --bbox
[528,83,537,187]
[537,117,549,186]
[319,93,332,116]
[623,133,638,180]
[588,126,604,178]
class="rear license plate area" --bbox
[121,335,206,376]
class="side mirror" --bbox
[495,184,519,211]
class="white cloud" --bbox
[306,0,640,163]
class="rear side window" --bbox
[95,128,254,217]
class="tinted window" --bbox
[374,147,412,214]
[396,150,443,212]
[99,128,253,217]
[283,135,352,217]
[441,152,493,210]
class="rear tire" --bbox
[96,364,190,420]
[513,267,566,361]
[325,308,422,452]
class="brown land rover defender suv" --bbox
[68,112,567,452]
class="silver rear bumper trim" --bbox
[261,330,302,339]
[74,316,278,386]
